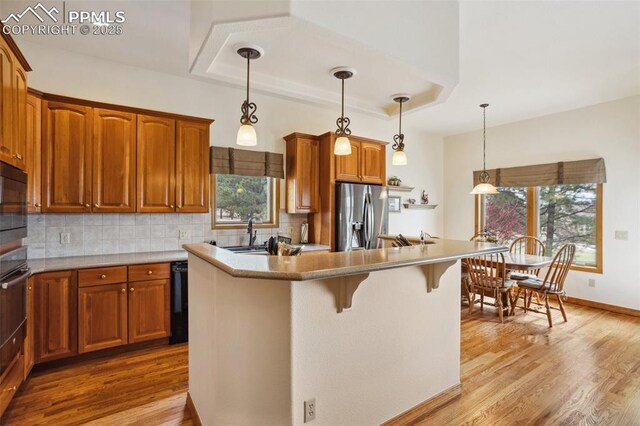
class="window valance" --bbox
[473,158,606,188]
[210,147,284,179]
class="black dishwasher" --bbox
[170,261,188,344]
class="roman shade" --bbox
[210,147,284,179]
[473,158,606,188]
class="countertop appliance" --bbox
[335,182,388,252]
[0,162,29,377]
[170,261,188,344]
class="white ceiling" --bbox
[6,0,640,135]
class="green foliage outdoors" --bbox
[215,175,270,222]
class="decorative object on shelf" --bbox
[332,67,357,156]
[407,198,416,205]
[403,203,438,210]
[391,94,410,165]
[421,190,429,205]
[470,103,499,195]
[388,196,402,213]
[236,45,263,147]
[388,176,402,186]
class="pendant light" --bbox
[470,103,499,195]
[332,67,356,156]
[236,45,263,146]
[391,94,410,166]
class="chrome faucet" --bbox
[247,218,257,247]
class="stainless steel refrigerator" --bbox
[335,182,388,251]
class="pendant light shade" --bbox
[470,103,499,195]
[236,45,262,147]
[332,67,356,156]
[391,94,410,166]
[236,124,257,146]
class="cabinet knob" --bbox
[94,204,99,208]
[147,270,153,275]
[12,154,22,160]
[129,287,134,292]
[28,286,32,291]
[170,205,175,209]
[34,203,41,207]
[100,274,107,279]
[85,204,90,208]
[121,288,126,293]
[5,385,16,392]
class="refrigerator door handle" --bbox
[362,195,370,248]
[367,195,375,248]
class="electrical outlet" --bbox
[588,279,596,288]
[60,232,71,244]
[179,230,189,240]
[287,226,294,236]
[304,398,316,423]
[615,230,628,240]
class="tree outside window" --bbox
[213,174,275,226]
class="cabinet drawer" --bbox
[0,355,23,416]
[128,263,170,282]
[78,266,127,287]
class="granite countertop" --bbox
[28,250,188,274]
[183,239,507,281]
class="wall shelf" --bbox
[403,203,438,210]
[388,186,414,192]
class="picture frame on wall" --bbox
[388,196,402,213]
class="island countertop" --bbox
[183,239,506,281]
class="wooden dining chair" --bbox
[509,243,576,327]
[509,236,546,279]
[464,252,515,323]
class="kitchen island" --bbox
[183,240,505,425]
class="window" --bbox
[212,174,279,229]
[477,184,602,272]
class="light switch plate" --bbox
[179,230,189,240]
[614,230,628,240]
[60,232,71,244]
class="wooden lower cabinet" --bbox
[78,283,128,353]
[23,277,35,378]
[33,271,78,363]
[128,279,171,343]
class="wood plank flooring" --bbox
[3,304,639,425]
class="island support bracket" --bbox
[321,273,370,313]
[419,261,457,293]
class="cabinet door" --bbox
[287,136,319,213]
[93,109,136,213]
[137,115,175,212]
[360,141,386,184]
[175,120,209,213]
[26,93,41,213]
[33,271,78,363]
[0,41,14,166]
[335,139,361,182]
[23,277,35,378]
[78,283,128,353]
[42,101,93,213]
[12,62,27,171]
[128,279,170,343]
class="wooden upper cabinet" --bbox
[12,63,27,170]
[137,115,176,213]
[360,141,386,184]
[285,133,319,213]
[26,93,41,213]
[33,270,78,364]
[0,41,13,166]
[128,279,170,343]
[93,109,136,213]
[42,101,93,213]
[175,120,210,213]
[335,139,362,182]
[78,283,128,353]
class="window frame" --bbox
[211,175,281,230]
[475,183,603,274]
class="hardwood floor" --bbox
[3,304,639,425]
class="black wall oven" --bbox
[0,162,29,377]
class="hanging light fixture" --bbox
[332,67,356,155]
[236,45,263,146]
[470,103,499,195]
[391,94,410,166]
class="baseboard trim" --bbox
[382,383,462,426]
[186,392,202,426]
[565,296,640,318]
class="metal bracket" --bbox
[419,261,457,293]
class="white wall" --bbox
[17,39,444,240]
[443,96,640,310]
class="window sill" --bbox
[570,264,602,274]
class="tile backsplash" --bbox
[26,211,308,259]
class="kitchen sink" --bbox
[222,245,268,254]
